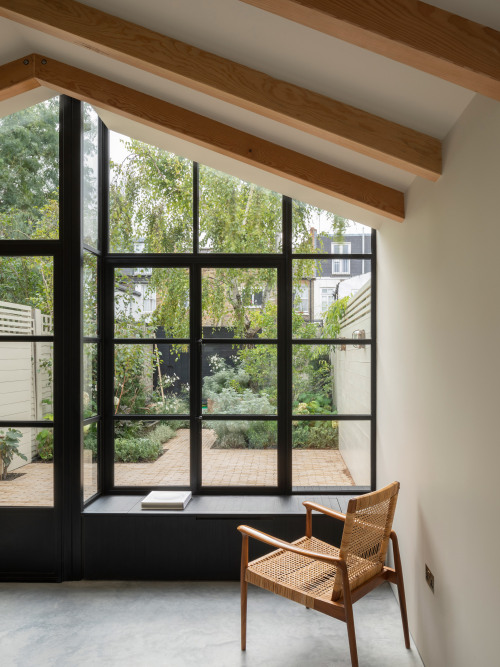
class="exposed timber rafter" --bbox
[241,0,500,101]
[0,54,38,102]
[0,0,440,181]
[0,55,405,221]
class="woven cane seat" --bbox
[246,535,382,606]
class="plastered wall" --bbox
[377,94,500,667]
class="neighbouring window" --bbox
[332,243,351,274]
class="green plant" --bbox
[114,437,164,463]
[292,421,339,450]
[148,424,175,446]
[0,428,26,479]
[36,414,54,460]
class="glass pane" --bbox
[109,132,193,253]
[83,343,98,419]
[0,341,53,420]
[83,421,98,501]
[203,345,277,415]
[292,201,371,254]
[0,99,59,240]
[0,426,53,506]
[83,252,98,337]
[292,420,369,487]
[0,257,54,335]
[202,267,278,338]
[292,261,371,339]
[114,420,189,487]
[202,420,277,486]
[199,165,281,253]
[114,344,189,415]
[114,267,189,338]
[82,103,99,248]
[293,344,370,415]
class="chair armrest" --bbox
[303,501,346,523]
[238,525,342,566]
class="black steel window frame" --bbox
[0,97,376,512]
[96,122,376,496]
[81,103,105,506]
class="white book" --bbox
[141,491,192,510]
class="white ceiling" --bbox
[0,0,499,227]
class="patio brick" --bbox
[0,429,354,506]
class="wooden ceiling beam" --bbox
[241,0,500,101]
[28,54,403,221]
[0,54,39,102]
[0,0,440,180]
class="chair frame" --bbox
[238,487,410,667]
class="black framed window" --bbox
[0,98,375,506]
[96,128,375,495]
[0,98,61,508]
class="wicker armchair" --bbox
[238,482,410,667]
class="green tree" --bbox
[0,98,59,239]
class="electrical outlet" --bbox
[425,564,434,593]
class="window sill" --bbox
[83,493,358,516]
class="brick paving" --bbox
[0,429,354,506]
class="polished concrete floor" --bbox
[0,581,423,666]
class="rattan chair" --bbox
[238,481,410,667]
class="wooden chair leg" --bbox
[241,535,248,651]
[392,532,411,649]
[339,564,359,667]
[344,601,358,667]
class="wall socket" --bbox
[425,564,435,593]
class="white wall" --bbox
[377,94,500,667]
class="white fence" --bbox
[333,280,371,485]
[0,301,53,470]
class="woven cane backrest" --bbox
[331,482,400,600]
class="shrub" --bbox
[148,424,175,446]
[114,437,164,462]
[36,425,54,460]
[292,421,339,449]
[246,421,276,449]
[203,363,250,397]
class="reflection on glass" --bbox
[82,103,99,248]
[199,165,281,253]
[0,98,59,241]
[109,132,193,253]
[83,343,98,419]
[202,420,277,486]
[0,342,53,420]
[292,344,370,415]
[203,345,277,414]
[292,200,371,254]
[292,262,371,339]
[114,421,190,487]
[114,344,189,415]
[0,257,54,334]
[114,267,189,338]
[292,421,368,487]
[202,267,277,338]
[83,422,98,501]
[0,426,54,506]
[83,252,98,337]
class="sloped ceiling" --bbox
[0,0,499,227]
